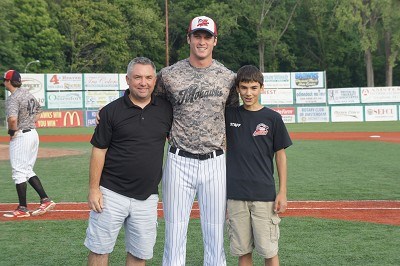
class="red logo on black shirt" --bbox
[253,123,269,136]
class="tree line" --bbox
[1,0,399,100]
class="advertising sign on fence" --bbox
[47,91,83,109]
[295,89,326,104]
[328,88,360,104]
[46,74,83,91]
[361,87,400,103]
[84,74,119,91]
[271,107,296,123]
[297,106,329,122]
[86,110,98,127]
[291,71,325,89]
[85,91,119,108]
[261,89,293,105]
[331,106,363,122]
[119,74,128,91]
[263,72,291,89]
[20,74,45,106]
[36,110,83,127]
[364,105,398,121]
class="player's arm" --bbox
[274,148,288,213]
[153,71,168,99]
[88,146,107,213]
[7,116,18,139]
[33,98,42,122]
[226,82,239,108]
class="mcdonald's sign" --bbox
[63,111,83,127]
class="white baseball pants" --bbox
[162,147,226,266]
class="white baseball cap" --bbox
[188,16,217,36]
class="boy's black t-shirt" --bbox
[225,106,292,202]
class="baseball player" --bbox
[2,70,55,218]
[154,16,239,265]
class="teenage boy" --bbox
[225,65,292,266]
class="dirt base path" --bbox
[1,201,399,226]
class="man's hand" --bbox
[9,132,18,141]
[274,192,287,214]
[95,106,103,125]
[87,188,103,213]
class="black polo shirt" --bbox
[91,89,173,200]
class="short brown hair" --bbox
[235,65,263,88]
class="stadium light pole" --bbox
[165,0,169,66]
[25,60,40,73]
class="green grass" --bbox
[285,121,400,132]
[1,140,398,203]
[0,121,399,265]
[0,218,399,265]
[286,140,400,200]
[0,121,399,137]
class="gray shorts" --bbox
[84,186,158,259]
[226,200,281,259]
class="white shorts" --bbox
[84,186,158,259]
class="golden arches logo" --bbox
[63,111,81,126]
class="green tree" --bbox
[286,0,366,87]
[9,0,66,73]
[336,0,386,87]
[229,0,299,72]
[58,0,130,73]
[381,0,400,86]
[111,0,166,70]
[0,0,24,72]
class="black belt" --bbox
[22,129,31,133]
[169,146,223,160]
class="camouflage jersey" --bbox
[6,87,42,130]
[155,58,238,154]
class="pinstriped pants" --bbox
[162,148,227,266]
[9,129,39,184]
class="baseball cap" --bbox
[3,70,21,82]
[188,16,217,36]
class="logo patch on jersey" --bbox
[253,123,269,136]
[230,122,241,127]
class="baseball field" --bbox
[0,121,399,265]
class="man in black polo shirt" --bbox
[84,57,173,266]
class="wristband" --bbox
[8,129,16,136]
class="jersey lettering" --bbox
[27,98,36,116]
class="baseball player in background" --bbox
[154,16,239,265]
[2,70,56,218]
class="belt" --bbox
[22,129,31,133]
[169,146,223,160]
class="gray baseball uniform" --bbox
[156,58,237,265]
[6,87,42,184]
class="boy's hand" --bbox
[274,193,287,213]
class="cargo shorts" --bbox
[226,200,281,259]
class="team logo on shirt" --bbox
[253,123,269,136]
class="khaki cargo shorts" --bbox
[226,200,281,259]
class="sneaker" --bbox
[3,206,30,218]
[31,198,56,216]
